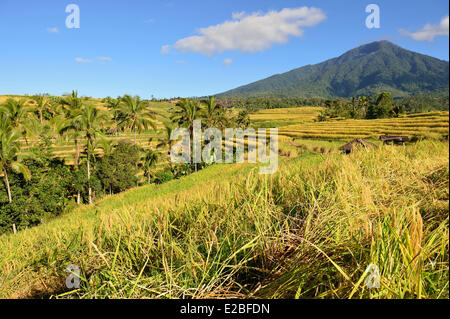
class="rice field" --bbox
[1,97,449,299]
[14,96,449,165]
[0,140,447,299]
[249,107,448,154]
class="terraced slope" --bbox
[0,141,448,299]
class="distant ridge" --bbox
[216,41,449,98]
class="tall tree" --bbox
[157,122,176,175]
[171,99,202,171]
[367,92,394,119]
[201,97,221,127]
[140,149,160,183]
[31,94,52,124]
[234,109,250,129]
[0,98,33,143]
[60,90,83,114]
[75,104,108,204]
[105,96,122,136]
[0,128,32,203]
[98,138,117,157]
[0,98,31,128]
[118,95,157,145]
[171,99,202,134]
[58,91,84,170]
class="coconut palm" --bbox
[234,109,250,129]
[0,98,31,129]
[60,90,83,115]
[156,122,176,174]
[31,94,52,124]
[0,128,32,203]
[0,112,12,133]
[201,96,221,127]
[75,104,108,204]
[57,91,86,169]
[140,149,160,183]
[22,113,48,146]
[171,99,203,171]
[56,110,84,204]
[118,95,157,145]
[171,99,202,134]
[98,138,117,157]
[0,98,33,143]
[105,97,122,136]
[58,111,83,170]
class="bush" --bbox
[96,140,140,194]
[0,153,75,234]
[153,169,174,184]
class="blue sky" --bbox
[0,0,448,98]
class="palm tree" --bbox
[0,112,12,133]
[0,128,32,203]
[350,96,358,119]
[57,91,85,169]
[140,149,160,183]
[0,98,32,143]
[58,113,83,170]
[171,99,202,171]
[22,113,46,145]
[31,94,52,124]
[0,98,31,128]
[201,96,221,127]
[106,97,121,136]
[119,95,157,145]
[156,122,176,174]
[171,99,202,134]
[234,109,250,129]
[56,112,84,204]
[358,96,371,118]
[98,138,117,157]
[75,104,108,204]
[60,90,83,114]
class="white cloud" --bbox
[400,15,449,41]
[232,11,246,20]
[176,60,186,64]
[96,56,112,62]
[173,7,326,55]
[161,45,171,54]
[223,58,233,66]
[46,27,59,33]
[145,18,155,23]
[74,57,92,63]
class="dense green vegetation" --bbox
[318,92,405,120]
[395,92,449,113]
[0,93,250,235]
[216,41,449,99]
[216,92,449,115]
[216,96,328,109]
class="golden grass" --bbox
[0,141,447,299]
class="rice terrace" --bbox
[0,0,449,305]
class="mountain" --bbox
[216,41,449,98]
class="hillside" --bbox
[216,41,449,98]
[0,141,448,299]
[1,106,449,298]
